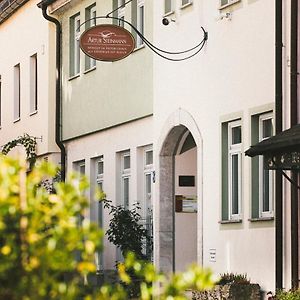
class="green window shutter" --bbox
[251,115,259,218]
[221,123,229,221]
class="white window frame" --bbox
[30,54,38,114]
[143,147,153,219]
[136,0,145,48]
[258,113,274,218]
[121,151,130,209]
[85,5,96,70]
[228,120,242,220]
[70,14,81,77]
[164,0,173,15]
[118,0,125,27]
[219,0,240,10]
[13,63,20,122]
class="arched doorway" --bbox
[156,109,202,273]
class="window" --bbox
[181,0,192,7]
[164,0,173,15]
[78,161,85,176]
[118,0,125,27]
[85,4,96,70]
[136,0,144,47]
[220,0,240,9]
[143,148,153,219]
[228,121,242,219]
[70,13,81,77]
[30,54,38,113]
[131,0,144,48]
[95,156,103,271]
[221,119,242,221]
[121,151,130,209]
[14,64,20,121]
[251,112,274,219]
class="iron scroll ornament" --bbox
[77,16,208,62]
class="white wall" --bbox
[153,0,277,293]
[65,116,153,269]
[175,146,197,272]
[0,0,59,158]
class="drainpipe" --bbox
[290,0,298,289]
[275,0,283,290]
[38,1,66,181]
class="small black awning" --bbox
[245,124,300,157]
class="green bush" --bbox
[276,289,300,300]
[0,155,216,299]
[104,200,152,261]
[218,273,250,285]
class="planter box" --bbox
[192,283,261,300]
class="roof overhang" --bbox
[0,0,29,24]
[245,124,300,170]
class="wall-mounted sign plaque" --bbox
[80,24,135,62]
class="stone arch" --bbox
[155,108,203,272]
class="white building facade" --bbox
[0,0,59,163]
[40,0,298,294]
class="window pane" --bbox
[79,164,85,175]
[232,126,241,144]
[145,150,153,165]
[145,173,152,197]
[182,0,190,5]
[98,160,104,175]
[165,0,172,13]
[123,177,129,208]
[263,119,272,139]
[263,169,270,212]
[75,18,80,74]
[231,154,239,215]
[123,155,130,169]
[221,0,229,6]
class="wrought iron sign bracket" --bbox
[78,13,208,62]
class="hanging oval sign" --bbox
[80,24,135,62]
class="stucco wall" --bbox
[54,0,153,140]
[0,0,58,157]
[65,116,153,270]
[153,0,277,292]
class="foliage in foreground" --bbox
[0,156,215,299]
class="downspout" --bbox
[275,0,283,290]
[290,0,298,289]
[39,2,66,181]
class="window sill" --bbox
[133,44,145,52]
[181,2,193,9]
[68,73,80,81]
[84,66,96,74]
[29,110,38,116]
[219,0,240,10]
[249,217,274,222]
[13,118,20,123]
[219,219,242,224]
[163,10,175,17]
